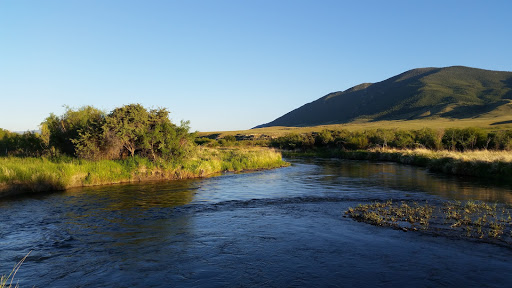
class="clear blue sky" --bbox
[1,0,511,132]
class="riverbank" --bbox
[0,147,289,198]
[284,148,512,180]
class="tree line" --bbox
[270,127,512,151]
[0,104,195,160]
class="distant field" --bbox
[199,117,512,138]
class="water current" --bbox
[1,158,512,287]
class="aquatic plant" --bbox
[346,200,434,231]
[346,200,512,242]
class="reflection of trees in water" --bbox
[318,159,512,204]
[60,179,199,249]
[65,179,198,211]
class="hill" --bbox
[255,66,512,128]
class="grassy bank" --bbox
[285,148,512,180]
[0,147,288,197]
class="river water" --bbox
[1,158,512,287]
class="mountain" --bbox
[255,66,512,128]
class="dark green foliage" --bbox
[217,135,237,147]
[256,66,512,128]
[223,135,236,142]
[489,130,512,150]
[415,128,443,150]
[0,129,46,157]
[442,127,489,151]
[272,127,510,152]
[76,104,195,160]
[343,132,370,150]
[4,104,195,161]
[367,129,395,148]
[270,133,315,150]
[42,106,105,156]
[392,130,415,149]
[315,129,334,146]
[195,137,219,147]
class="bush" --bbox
[392,130,415,149]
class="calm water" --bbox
[1,158,512,287]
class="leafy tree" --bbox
[104,104,150,158]
[443,128,460,151]
[392,130,415,149]
[42,106,105,156]
[344,132,369,150]
[368,129,395,148]
[315,129,334,146]
[415,128,443,150]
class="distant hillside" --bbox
[255,66,512,128]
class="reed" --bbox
[0,252,30,288]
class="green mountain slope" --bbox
[255,66,512,128]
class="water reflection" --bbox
[65,179,199,210]
[306,158,512,204]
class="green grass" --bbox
[0,147,289,197]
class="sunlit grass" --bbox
[377,148,512,163]
[0,147,288,196]
[198,117,512,139]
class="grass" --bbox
[0,147,289,197]
[198,117,512,139]
[346,200,512,243]
[1,252,30,288]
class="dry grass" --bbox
[375,148,512,163]
[198,117,512,138]
[0,252,30,288]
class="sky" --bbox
[1,0,511,132]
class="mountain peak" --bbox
[255,66,512,128]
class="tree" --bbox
[41,106,105,156]
[104,104,150,158]
[415,128,443,150]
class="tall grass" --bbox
[0,252,30,288]
[0,147,288,197]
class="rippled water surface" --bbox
[2,158,512,287]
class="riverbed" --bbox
[1,158,512,287]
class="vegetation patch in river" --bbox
[346,200,512,244]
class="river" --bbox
[1,158,512,287]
